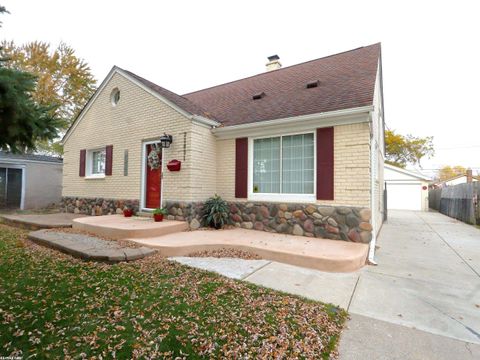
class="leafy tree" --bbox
[1,40,96,154]
[385,129,434,168]
[0,6,60,152]
[437,165,467,181]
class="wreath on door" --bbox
[147,143,162,170]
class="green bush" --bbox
[202,194,229,229]
[152,207,168,215]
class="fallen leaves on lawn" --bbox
[0,224,347,359]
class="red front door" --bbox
[145,144,161,209]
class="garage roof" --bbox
[385,163,431,181]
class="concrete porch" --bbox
[130,229,368,272]
[71,215,369,272]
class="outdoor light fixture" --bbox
[159,133,173,148]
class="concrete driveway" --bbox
[172,210,480,359]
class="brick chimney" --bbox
[266,55,282,71]
[467,168,473,183]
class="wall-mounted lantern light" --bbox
[159,133,173,148]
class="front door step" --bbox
[72,215,188,240]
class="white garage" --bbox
[384,164,431,211]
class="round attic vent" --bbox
[110,88,120,106]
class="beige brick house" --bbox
[62,43,385,260]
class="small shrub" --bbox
[203,194,229,229]
[152,207,168,215]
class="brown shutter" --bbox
[235,138,248,198]
[316,127,334,200]
[79,149,86,177]
[105,145,113,176]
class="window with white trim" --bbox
[87,148,106,177]
[253,133,314,194]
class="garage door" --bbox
[387,183,422,210]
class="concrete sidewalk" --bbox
[170,210,480,359]
[0,212,85,229]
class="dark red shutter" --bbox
[316,127,334,200]
[105,145,113,176]
[79,149,86,177]
[235,138,248,198]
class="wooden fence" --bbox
[429,183,480,225]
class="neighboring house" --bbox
[0,152,63,210]
[384,164,431,211]
[432,170,479,188]
[61,43,385,255]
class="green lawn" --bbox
[0,224,347,359]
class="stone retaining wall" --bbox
[62,197,140,216]
[62,197,372,243]
[165,201,372,244]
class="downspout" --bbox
[368,112,378,265]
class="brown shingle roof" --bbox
[123,43,380,127]
[183,43,381,126]
[122,69,215,119]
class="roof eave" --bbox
[384,163,432,181]
[211,105,373,139]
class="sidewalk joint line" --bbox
[241,261,272,281]
[347,275,361,311]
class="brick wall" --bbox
[63,72,195,203]
[189,123,217,201]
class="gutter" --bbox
[211,105,373,138]
[0,158,63,166]
[368,111,378,265]
[190,115,221,128]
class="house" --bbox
[61,43,385,258]
[432,169,479,188]
[384,164,431,211]
[0,151,63,210]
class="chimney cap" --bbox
[268,55,280,61]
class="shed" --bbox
[0,152,63,210]
[384,164,431,211]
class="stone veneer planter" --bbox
[62,197,373,244]
[164,201,372,244]
[62,197,140,216]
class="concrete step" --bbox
[130,228,369,272]
[72,215,188,240]
[1,213,86,230]
[135,211,154,218]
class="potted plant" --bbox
[152,207,167,222]
[123,207,134,217]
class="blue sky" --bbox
[2,0,479,176]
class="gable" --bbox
[62,71,194,149]
[62,67,219,145]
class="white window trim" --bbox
[248,130,317,202]
[85,148,106,179]
[140,139,165,211]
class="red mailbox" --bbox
[167,159,181,171]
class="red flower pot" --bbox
[153,214,164,222]
[123,209,133,217]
